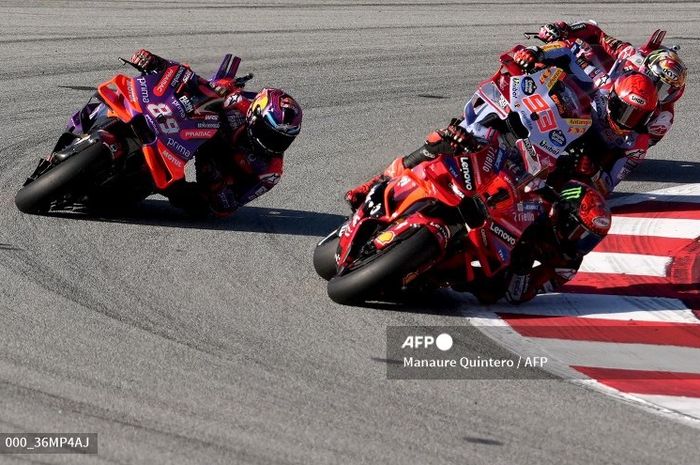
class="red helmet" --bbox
[551,181,611,257]
[607,72,658,132]
[247,88,302,155]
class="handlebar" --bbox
[235,73,254,87]
[118,57,148,74]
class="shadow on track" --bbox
[46,199,346,237]
[355,289,476,317]
[627,158,700,184]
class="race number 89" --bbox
[147,103,179,134]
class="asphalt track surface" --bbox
[1,1,699,464]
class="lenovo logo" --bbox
[489,222,517,245]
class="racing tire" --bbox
[313,232,340,280]
[15,142,107,214]
[327,227,440,305]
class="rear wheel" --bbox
[15,140,108,214]
[327,227,440,305]
[313,231,340,280]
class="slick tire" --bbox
[15,142,107,214]
[327,227,439,305]
[313,232,340,281]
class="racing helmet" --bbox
[246,88,302,155]
[607,72,658,132]
[551,181,611,257]
[643,48,687,104]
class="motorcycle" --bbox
[314,47,594,304]
[15,54,253,214]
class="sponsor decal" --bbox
[449,182,465,199]
[224,93,242,107]
[178,95,194,114]
[549,129,566,147]
[169,66,186,90]
[431,223,451,244]
[520,201,543,212]
[197,122,220,129]
[180,128,218,140]
[154,66,178,97]
[592,216,611,230]
[496,243,508,262]
[511,77,521,99]
[661,67,679,81]
[420,147,437,159]
[522,139,538,164]
[494,148,506,172]
[541,43,561,52]
[489,222,517,246]
[628,94,646,106]
[521,77,536,96]
[459,156,474,191]
[512,211,535,223]
[180,69,194,88]
[538,139,560,155]
[545,68,564,89]
[560,186,583,200]
[497,94,509,112]
[483,147,496,173]
[136,76,150,103]
[172,101,186,120]
[126,81,138,105]
[565,118,592,127]
[159,144,184,168]
[166,137,192,158]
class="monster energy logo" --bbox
[561,186,583,200]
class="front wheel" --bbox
[15,140,107,214]
[327,227,440,305]
[313,230,340,280]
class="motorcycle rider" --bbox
[530,21,687,146]
[130,49,303,217]
[512,43,660,196]
[467,180,611,304]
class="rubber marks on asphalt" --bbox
[495,184,700,422]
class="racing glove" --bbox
[130,49,167,73]
[513,46,544,71]
[439,118,477,151]
[557,146,598,178]
[537,21,571,42]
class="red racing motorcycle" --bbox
[313,143,555,304]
